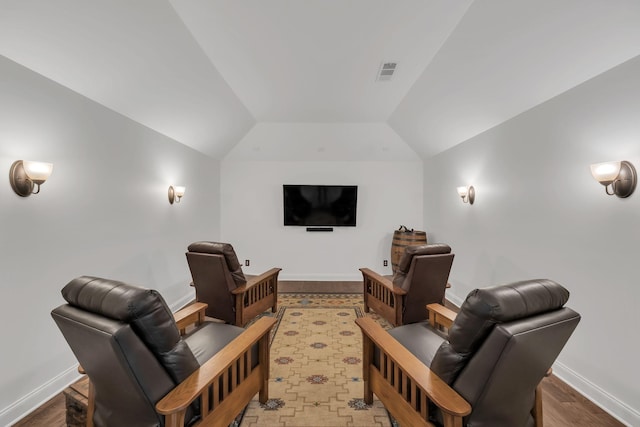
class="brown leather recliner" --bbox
[51,276,275,427]
[186,241,281,326]
[362,243,454,326]
[356,279,581,427]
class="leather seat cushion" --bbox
[184,322,245,365]
[387,321,446,367]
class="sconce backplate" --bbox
[612,160,637,198]
[9,160,34,197]
[468,186,475,205]
[168,186,176,204]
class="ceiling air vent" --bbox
[376,61,398,82]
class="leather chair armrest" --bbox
[356,317,471,426]
[157,316,276,426]
[174,302,208,334]
[427,303,457,330]
[233,268,282,294]
[360,268,406,295]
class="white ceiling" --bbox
[1,0,639,160]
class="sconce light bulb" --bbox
[174,186,186,198]
[590,161,621,185]
[456,185,475,204]
[22,161,53,184]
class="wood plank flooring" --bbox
[13,374,623,427]
[12,394,65,427]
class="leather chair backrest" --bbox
[185,252,237,323]
[52,276,200,427]
[187,241,246,287]
[430,279,580,426]
[186,241,248,324]
[392,244,454,324]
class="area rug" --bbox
[239,293,393,427]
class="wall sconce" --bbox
[9,160,53,197]
[168,185,185,204]
[456,185,475,204]
[590,160,636,198]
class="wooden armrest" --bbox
[156,316,276,415]
[427,303,457,329]
[233,268,282,294]
[360,268,406,295]
[356,317,471,419]
[78,365,86,375]
[174,302,207,332]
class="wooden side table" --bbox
[63,377,89,427]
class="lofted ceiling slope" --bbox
[389,0,640,158]
[1,1,639,161]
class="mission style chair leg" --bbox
[533,383,544,427]
[362,332,374,404]
[86,379,95,427]
[77,366,95,427]
[363,283,370,313]
[259,331,270,403]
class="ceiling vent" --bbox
[376,61,398,82]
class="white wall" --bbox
[0,56,220,425]
[423,55,640,425]
[221,160,423,280]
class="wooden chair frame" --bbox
[356,315,470,427]
[232,268,280,326]
[361,268,406,327]
[361,268,451,327]
[82,303,276,427]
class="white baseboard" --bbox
[169,289,197,311]
[0,365,81,427]
[552,362,639,427]
[444,290,465,307]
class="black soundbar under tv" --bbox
[306,227,334,232]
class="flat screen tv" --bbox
[283,185,358,227]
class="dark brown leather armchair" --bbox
[51,276,275,427]
[362,244,454,326]
[356,279,581,427]
[186,241,281,326]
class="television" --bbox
[283,185,358,227]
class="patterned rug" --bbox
[239,294,393,427]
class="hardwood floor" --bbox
[12,394,65,427]
[541,375,624,427]
[12,367,624,427]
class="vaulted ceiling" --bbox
[1,1,639,160]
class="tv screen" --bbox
[283,185,357,227]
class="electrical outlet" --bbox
[383,260,388,267]
[245,259,250,267]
